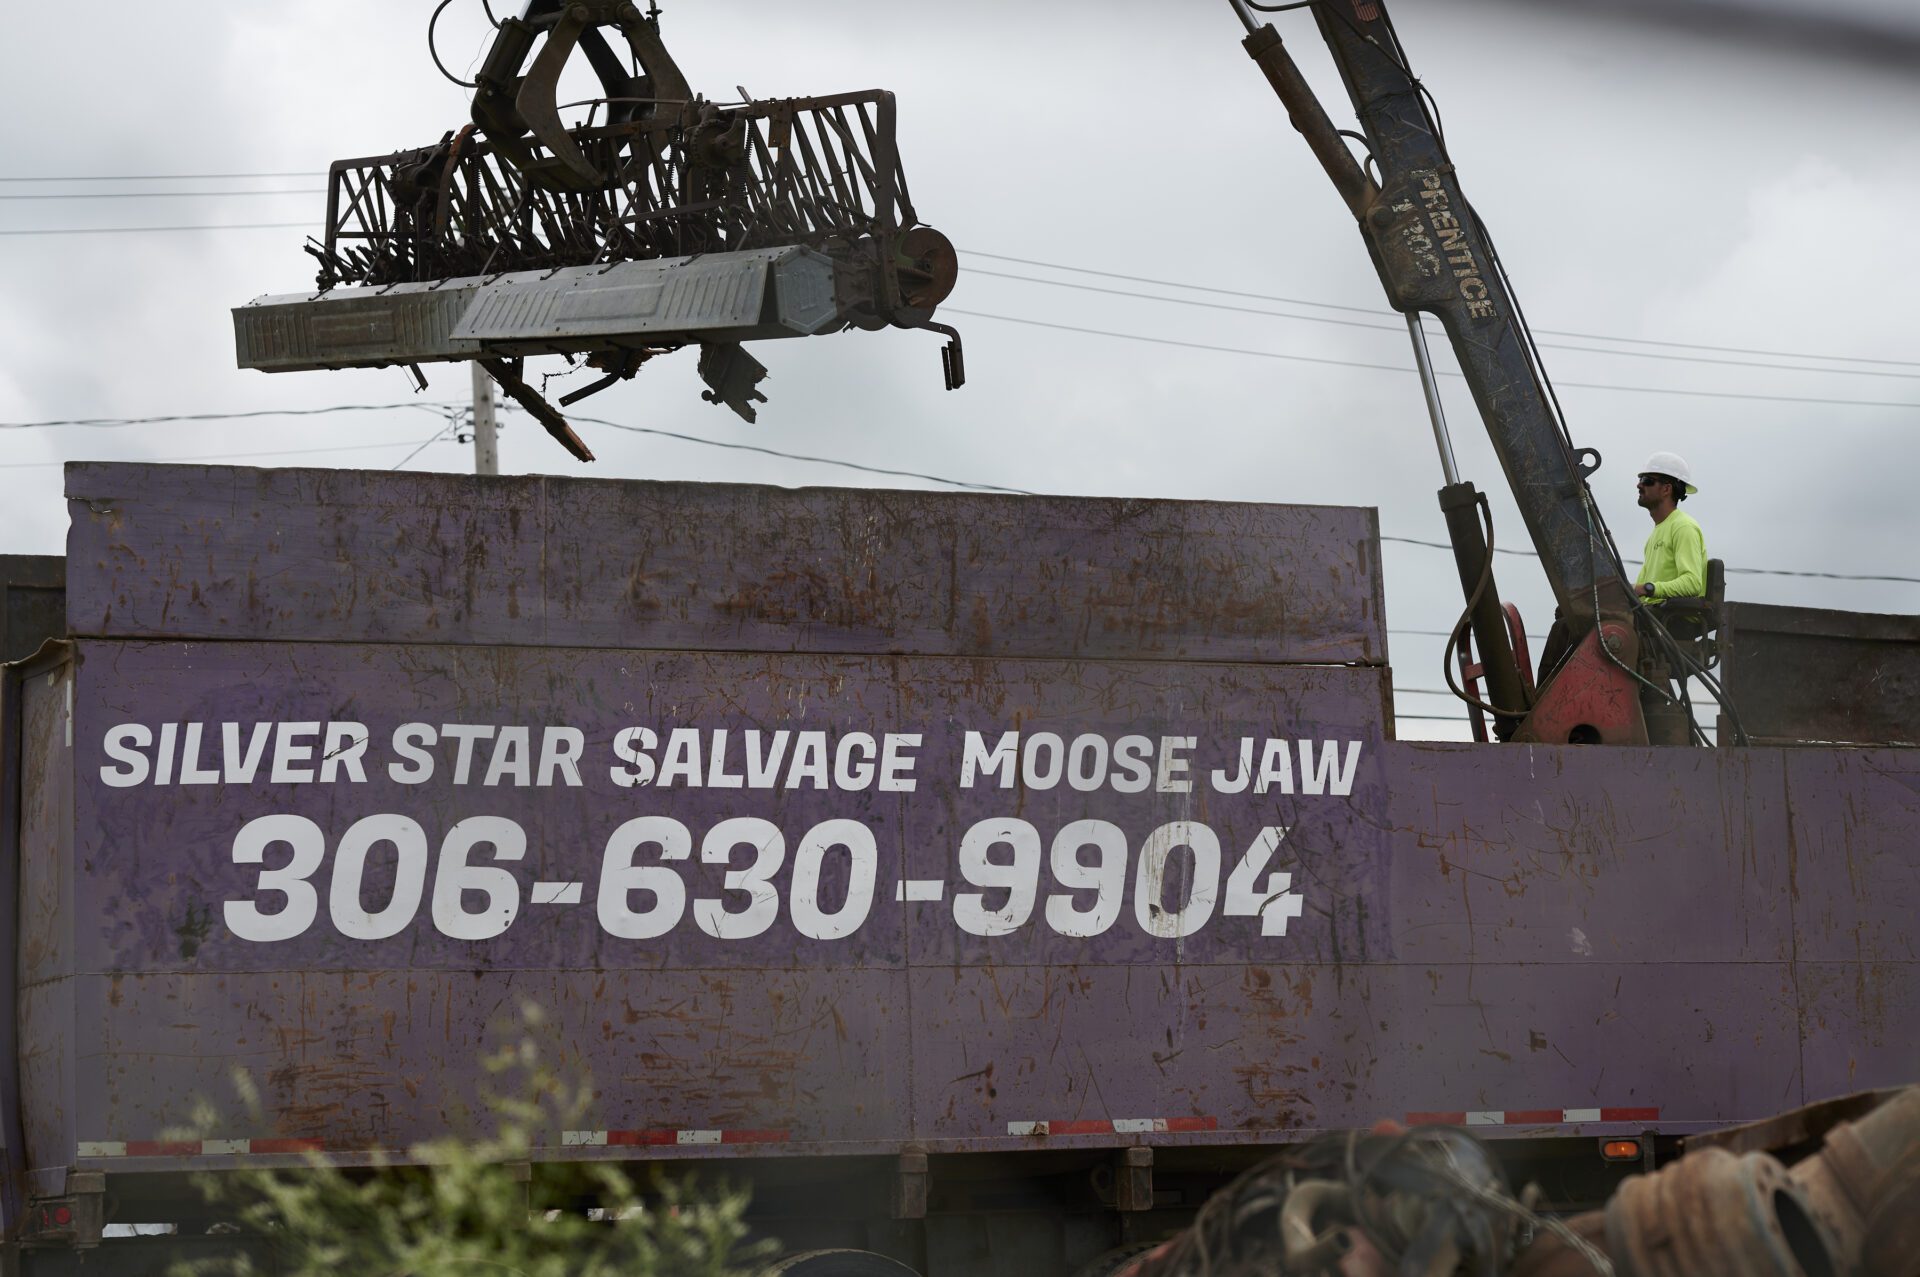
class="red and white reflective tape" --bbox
[561,1128,791,1148]
[1008,1117,1219,1137]
[79,1129,795,1158]
[79,1139,325,1158]
[1404,1107,1660,1127]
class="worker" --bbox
[1634,451,1706,601]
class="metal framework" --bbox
[236,2,961,461]
[312,92,929,307]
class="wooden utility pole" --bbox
[471,363,499,476]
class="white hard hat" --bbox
[1641,451,1696,495]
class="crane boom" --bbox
[1310,6,1635,618]
[1234,0,1658,745]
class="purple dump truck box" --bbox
[8,463,1914,1200]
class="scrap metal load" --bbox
[232,0,961,460]
[1122,1086,1920,1277]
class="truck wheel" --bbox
[1067,1241,1165,1277]
[763,1249,920,1277]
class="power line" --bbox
[1384,534,1539,558]
[1379,533,1920,585]
[962,249,1920,371]
[0,437,442,471]
[390,429,456,471]
[0,403,1030,496]
[565,413,1033,495]
[944,308,1413,375]
[0,185,1904,373]
[966,267,1404,333]
[0,172,324,182]
[7,402,1911,587]
[0,197,1903,374]
[0,221,308,237]
[966,267,1920,382]
[0,189,325,202]
[0,202,1909,386]
[963,250,1385,317]
[0,403,457,430]
[1720,566,1920,585]
[943,308,1920,412]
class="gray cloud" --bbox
[1471,0,1920,69]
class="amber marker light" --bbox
[1602,1140,1642,1161]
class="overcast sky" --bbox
[4,1,1916,741]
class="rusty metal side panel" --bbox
[1384,743,1793,965]
[15,657,75,1189]
[19,665,75,990]
[1,556,65,665]
[69,641,1386,976]
[56,636,1905,1165]
[79,969,909,1153]
[1784,750,1920,965]
[1793,962,1920,1106]
[70,961,1801,1158]
[541,482,1386,665]
[19,983,73,1196]
[63,465,1385,666]
[1367,742,1806,1128]
[1781,749,1920,1101]
[1718,602,1920,746]
[64,465,546,649]
[907,961,1800,1137]
[63,638,1387,1162]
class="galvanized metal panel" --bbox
[65,466,1388,666]
[233,280,478,371]
[1385,743,1793,964]
[450,252,795,343]
[235,249,836,374]
[775,250,839,335]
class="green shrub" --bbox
[171,1004,775,1277]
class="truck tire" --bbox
[763,1249,921,1277]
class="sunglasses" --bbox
[1636,476,1666,488]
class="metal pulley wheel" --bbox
[894,227,959,311]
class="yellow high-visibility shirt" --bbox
[1636,509,1706,600]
